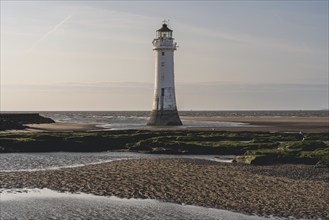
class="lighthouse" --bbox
[147,22,182,126]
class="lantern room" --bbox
[156,24,173,38]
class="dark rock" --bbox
[0,113,55,131]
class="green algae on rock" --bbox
[1,130,328,167]
[234,140,329,167]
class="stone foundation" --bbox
[147,110,182,126]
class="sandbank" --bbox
[25,123,98,132]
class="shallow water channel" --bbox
[0,152,235,172]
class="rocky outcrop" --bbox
[233,141,329,167]
[0,113,55,131]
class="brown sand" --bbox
[1,159,328,219]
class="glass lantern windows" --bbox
[157,31,172,38]
[162,31,172,38]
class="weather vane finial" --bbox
[162,19,170,26]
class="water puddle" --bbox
[0,188,278,220]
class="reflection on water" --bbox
[1,189,272,220]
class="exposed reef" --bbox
[0,130,328,167]
[234,140,329,168]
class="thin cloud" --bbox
[28,15,72,52]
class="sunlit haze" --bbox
[1,1,328,110]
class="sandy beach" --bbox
[1,158,328,219]
[1,114,328,218]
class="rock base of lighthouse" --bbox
[147,110,183,126]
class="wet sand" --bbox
[181,116,329,133]
[0,123,98,133]
[1,159,328,219]
[25,123,98,132]
[12,116,328,133]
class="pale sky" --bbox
[1,1,328,110]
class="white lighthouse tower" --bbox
[147,22,182,126]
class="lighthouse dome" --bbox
[157,24,172,32]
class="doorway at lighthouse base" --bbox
[147,110,182,126]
